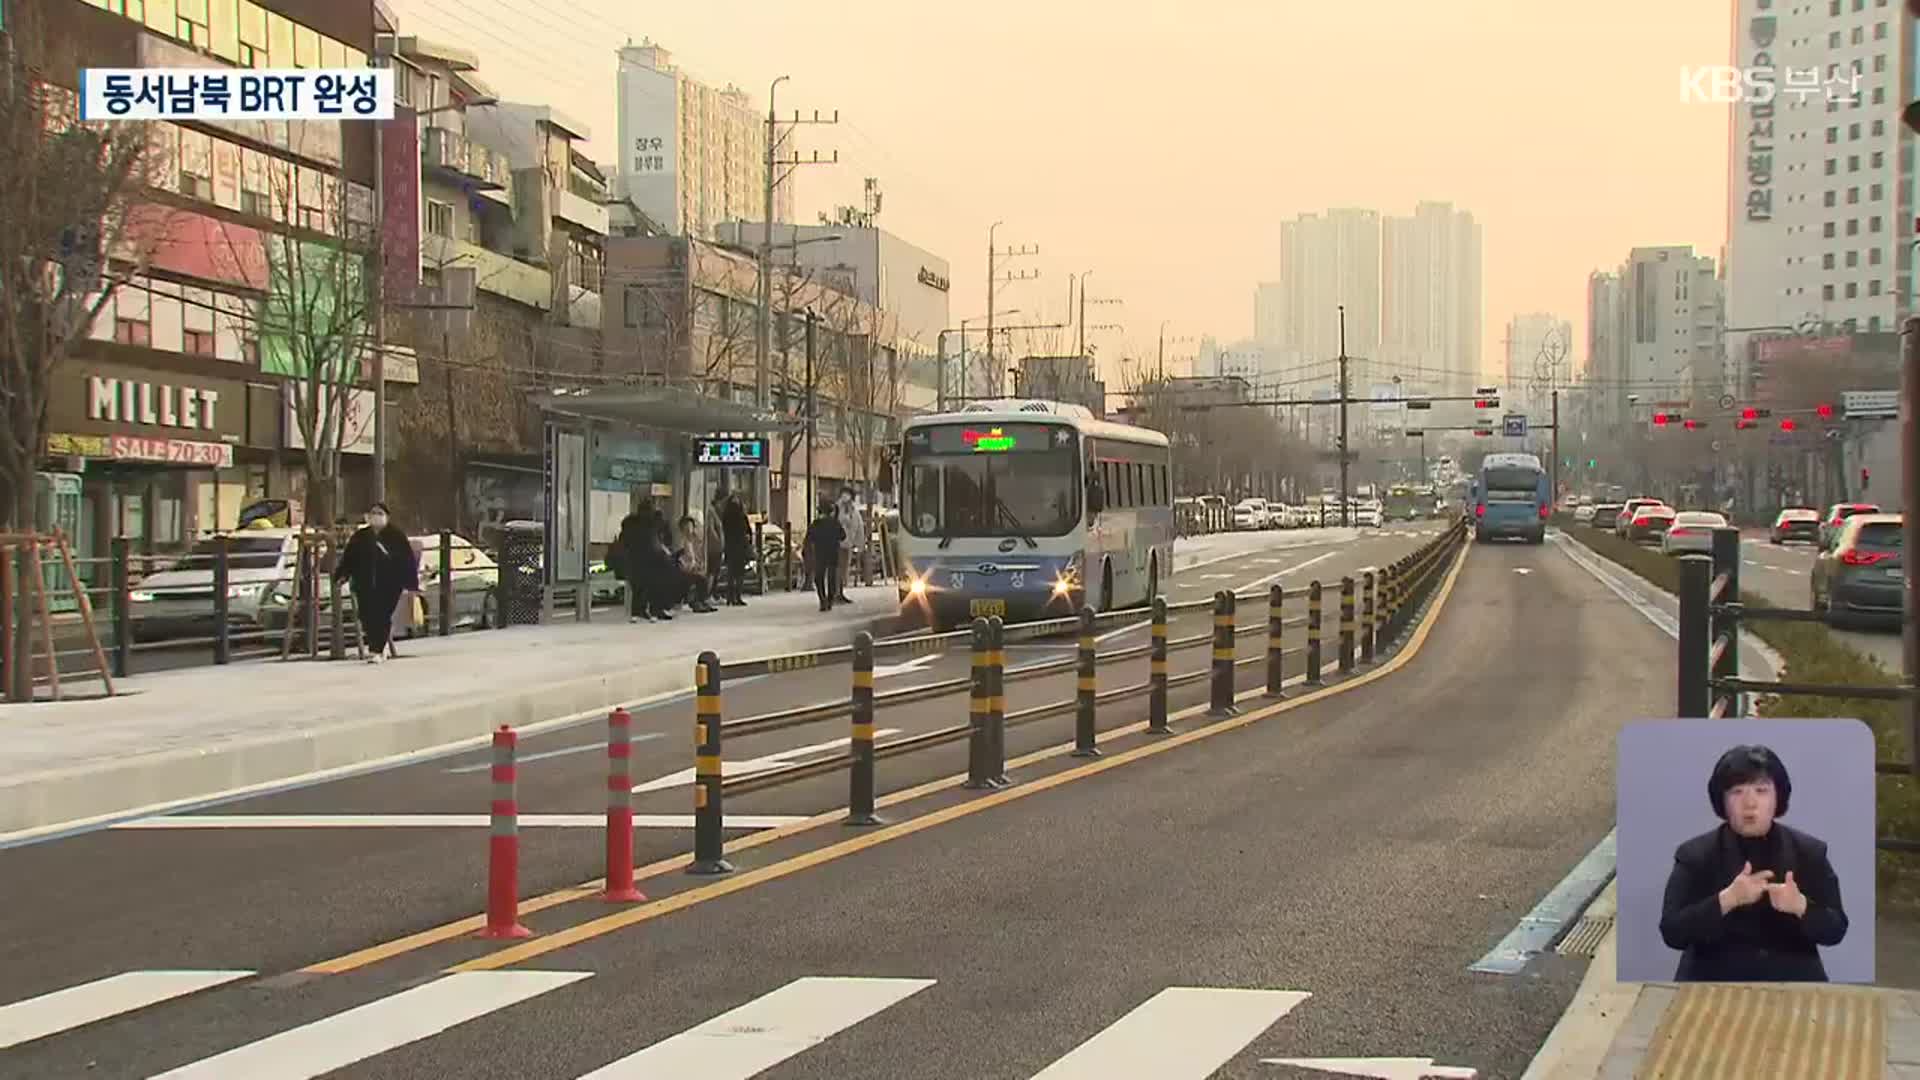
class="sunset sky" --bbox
[391,0,1735,381]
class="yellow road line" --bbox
[448,542,1468,972]
[305,537,1461,976]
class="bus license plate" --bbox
[970,599,1006,618]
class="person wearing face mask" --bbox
[1658,744,1848,981]
[333,502,420,664]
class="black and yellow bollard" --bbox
[688,651,732,875]
[847,631,882,826]
[1360,570,1377,664]
[1147,597,1171,734]
[988,616,1010,786]
[1338,576,1356,674]
[1072,607,1100,757]
[1208,590,1237,717]
[1265,583,1286,698]
[964,618,993,790]
[1378,562,1394,644]
[1306,580,1324,685]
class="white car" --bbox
[1573,504,1597,524]
[1662,511,1729,556]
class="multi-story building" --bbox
[1725,0,1912,390]
[1587,246,1725,429]
[1274,209,1381,380]
[710,220,950,411]
[1253,282,1285,346]
[1502,312,1574,421]
[28,0,383,560]
[615,40,791,240]
[1381,201,1483,397]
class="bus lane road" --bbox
[0,524,1442,1007]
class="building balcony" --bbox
[423,126,509,196]
[422,233,553,312]
[554,188,609,236]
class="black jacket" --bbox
[333,525,419,599]
[807,515,845,561]
[1658,822,1847,982]
[722,502,752,555]
[610,512,670,581]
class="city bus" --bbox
[1472,451,1551,544]
[1383,485,1421,522]
[897,401,1174,629]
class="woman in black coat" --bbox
[1658,744,1848,982]
[720,494,752,607]
[332,502,419,664]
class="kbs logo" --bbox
[1679,66,1776,104]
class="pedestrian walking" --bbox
[806,501,845,612]
[721,494,752,607]
[836,486,865,604]
[332,502,419,664]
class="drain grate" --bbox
[1555,914,1614,958]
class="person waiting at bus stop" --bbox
[806,501,845,612]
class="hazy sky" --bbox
[392,0,1732,380]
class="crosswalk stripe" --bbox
[576,976,934,1079]
[1028,987,1311,1079]
[149,971,590,1079]
[0,971,253,1050]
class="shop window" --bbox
[183,329,215,356]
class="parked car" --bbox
[1627,504,1676,543]
[1811,513,1905,628]
[1818,501,1881,549]
[399,533,500,638]
[1769,507,1821,545]
[1662,511,1729,556]
[128,529,301,641]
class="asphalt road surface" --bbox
[1735,530,1904,671]
[0,524,1444,1048]
[0,523,1660,1080]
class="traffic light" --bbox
[1586,458,1596,469]
[1735,418,1756,430]
[1780,417,1798,432]
[1652,412,1672,426]
[1404,428,1424,438]
[1473,397,1499,409]
[1472,427,1492,437]
[1816,402,1835,420]
[1682,418,1701,431]
[1739,406,1772,421]
[1862,466,1871,491]
[1405,400,1432,410]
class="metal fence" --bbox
[1673,525,1919,855]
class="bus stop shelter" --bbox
[523,383,801,623]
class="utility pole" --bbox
[1338,304,1351,527]
[756,80,838,514]
[985,221,1039,399]
[1078,269,1090,357]
[805,309,818,519]
[1551,389,1561,505]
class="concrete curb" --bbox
[0,612,896,841]
[1519,881,1640,1080]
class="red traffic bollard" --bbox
[603,708,646,902]
[480,725,533,939]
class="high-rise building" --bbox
[1275,209,1381,381]
[1502,313,1574,422]
[1588,247,1725,429]
[1253,282,1285,346]
[615,41,792,239]
[1724,0,1911,387]
[1381,201,1483,398]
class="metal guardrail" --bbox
[685,520,1471,839]
[1674,525,1917,856]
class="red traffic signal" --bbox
[1780,417,1798,432]
[1473,397,1499,409]
[1740,407,1757,421]
[1682,418,1700,431]
[1472,427,1492,437]
[1815,402,1835,419]
[1652,412,1671,426]
[1735,418,1756,430]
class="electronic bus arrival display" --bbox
[694,437,770,466]
[906,422,1075,455]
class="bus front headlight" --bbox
[1053,553,1083,596]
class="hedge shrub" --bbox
[1564,525,1920,910]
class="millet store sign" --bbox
[87,376,223,431]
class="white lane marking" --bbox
[578,976,935,1078]
[1238,551,1337,593]
[1095,619,1150,644]
[632,732,901,793]
[443,733,666,774]
[1029,987,1311,1079]
[0,971,253,1051]
[150,971,590,1079]
[1201,573,1235,580]
[1261,1057,1477,1079]
[872,654,940,679]
[111,814,806,830]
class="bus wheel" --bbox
[1100,561,1114,613]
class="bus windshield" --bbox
[903,422,1080,538]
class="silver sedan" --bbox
[1661,511,1730,556]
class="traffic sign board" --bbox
[1842,389,1899,419]
[1502,413,1527,438]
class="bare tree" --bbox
[0,16,159,528]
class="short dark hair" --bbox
[1707,744,1792,819]
[369,502,390,514]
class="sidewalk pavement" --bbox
[0,583,901,841]
[1522,880,1920,1079]
[0,527,1360,842]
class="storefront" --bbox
[40,360,270,565]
